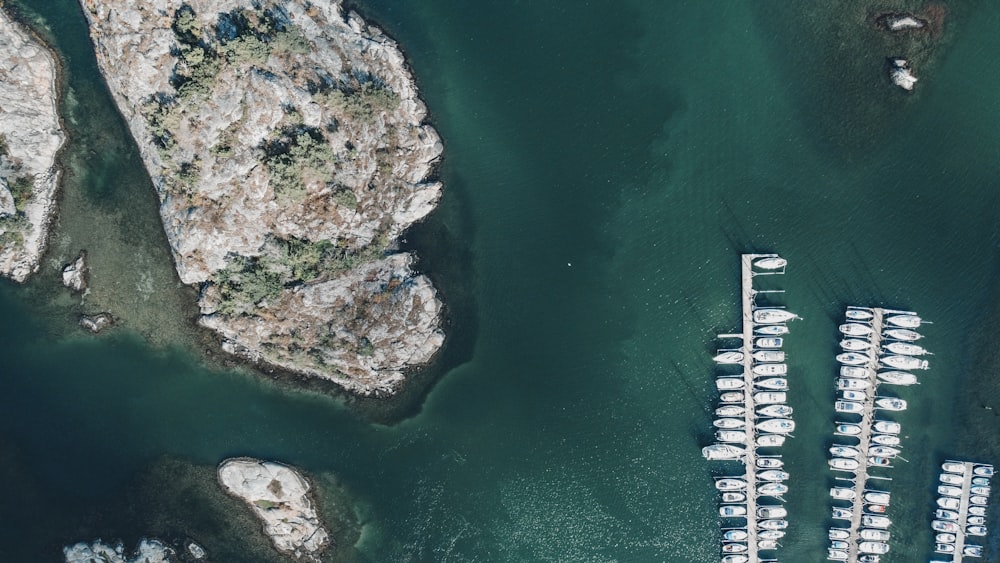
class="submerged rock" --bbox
[64,538,175,563]
[0,8,67,282]
[888,58,918,91]
[877,13,928,32]
[62,249,89,292]
[80,0,444,395]
[80,312,115,333]
[218,458,329,561]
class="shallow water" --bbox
[2,0,1000,561]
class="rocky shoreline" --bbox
[0,7,66,282]
[79,0,445,395]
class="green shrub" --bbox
[265,130,338,203]
[213,257,284,316]
[331,187,357,209]
[224,35,271,65]
[317,82,400,122]
[8,175,33,212]
[272,28,312,56]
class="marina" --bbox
[930,460,993,562]
[704,254,796,563]
[826,306,927,562]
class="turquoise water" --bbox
[2,0,1000,561]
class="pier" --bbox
[739,253,761,563]
[933,460,992,562]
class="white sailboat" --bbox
[752,350,785,362]
[719,391,744,403]
[829,446,860,458]
[714,418,746,429]
[757,470,790,482]
[753,391,786,405]
[757,419,795,434]
[714,351,745,364]
[840,338,871,351]
[755,325,788,335]
[835,400,864,414]
[717,377,745,390]
[837,378,870,390]
[846,309,874,320]
[756,404,792,418]
[840,323,873,336]
[752,363,787,376]
[876,371,918,385]
[886,314,921,328]
[756,434,786,447]
[884,342,930,356]
[874,420,901,434]
[884,328,922,341]
[829,458,860,471]
[840,365,870,378]
[875,397,907,411]
[837,352,870,365]
[753,309,798,324]
[754,257,787,270]
[754,378,787,390]
[715,405,745,417]
[882,355,928,370]
[871,434,900,446]
[702,444,746,460]
[755,337,783,349]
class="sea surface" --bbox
[2,0,1000,561]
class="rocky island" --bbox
[218,458,329,560]
[0,8,66,282]
[79,0,445,395]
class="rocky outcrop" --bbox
[888,58,918,91]
[62,249,89,292]
[80,0,444,395]
[80,312,115,333]
[876,13,928,32]
[0,9,66,282]
[64,539,176,563]
[218,458,329,561]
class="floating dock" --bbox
[931,460,992,562]
[705,254,793,563]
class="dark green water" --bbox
[2,0,1000,561]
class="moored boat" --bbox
[835,400,864,414]
[860,528,890,541]
[840,323,873,336]
[754,257,787,270]
[837,378,870,390]
[717,377,745,390]
[972,476,990,486]
[757,483,787,496]
[963,545,983,557]
[970,485,990,496]
[937,497,960,510]
[875,397,907,411]
[884,328,922,341]
[714,351,745,364]
[881,355,929,370]
[935,533,956,543]
[869,456,891,466]
[871,434,900,446]
[830,445,860,459]
[828,529,850,540]
[837,352,870,366]
[757,470,790,482]
[967,526,987,536]
[968,515,986,525]
[862,514,892,529]
[755,325,788,336]
[970,495,989,505]
[828,549,848,561]
[752,350,785,362]
[886,314,921,328]
[714,418,745,429]
[935,509,959,521]
[974,464,994,477]
[831,507,852,519]
[716,405,745,417]
[841,390,866,401]
[756,404,792,418]
[884,342,930,356]
[720,391,744,403]
[932,520,959,533]
[846,309,874,321]
[858,542,890,555]
[723,529,748,541]
[716,430,747,443]
[716,478,747,491]
[841,366,870,378]
[874,420,901,434]
[722,542,747,553]
[829,458,860,471]
[756,434,786,447]
[752,363,787,376]
[756,457,783,468]
[754,309,798,324]
[757,505,787,519]
[721,555,749,563]
[876,371,918,386]
[969,506,987,516]
[841,338,871,351]
[866,504,887,513]
[753,377,787,390]
[938,485,962,497]
[757,419,795,434]
[830,487,855,499]
[755,337,783,349]
[719,505,747,517]
[868,446,901,457]
[836,423,862,436]
[756,539,778,550]
[722,492,746,503]
[753,391,787,405]
[758,519,788,530]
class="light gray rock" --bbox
[0,9,66,282]
[62,249,89,292]
[81,0,444,395]
[889,58,918,91]
[218,458,330,561]
[80,312,115,333]
[64,538,175,563]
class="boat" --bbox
[758,519,788,530]
[836,423,862,436]
[755,325,788,335]
[756,434,786,447]
[830,445,860,459]
[974,464,994,477]
[860,529,890,541]
[846,309,874,321]
[829,458,860,471]
[757,419,795,434]
[830,487,855,500]
[759,530,785,540]
[837,378,870,390]
[754,309,798,324]
[969,506,987,516]
[717,377,745,390]
[868,446,901,457]
[757,483,788,496]
[884,328,922,341]
[829,529,850,540]
[968,526,988,537]
[755,337,783,349]
[866,504,887,514]
[754,257,787,270]
[876,371,919,386]
[714,418,746,429]
[828,549,848,561]
[864,492,890,505]
[968,516,986,525]
[757,539,778,550]
[721,556,749,563]
[752,364,787,376]
[840,323,874,336]
[831,507,852,519]
[753,392,786,405]
[943,462,967,474]
[837,352,870,366]
[720,391,744,403]
[874,421,901,434]
[723,529,748,541]
[757,470,790,482]
[716,405,745,417]
[936,543,955,553]
[937,497,960,510]
[938,485,963,497]
[868,456,891,467]
[881,355,929,370]
[862,514,891,528]
[841,366,871,378]
[752,350,785,362]
[757,505,787,519]
[859,542,890,555]
[935,533,956,543]
[841,390,867,401]
[835,400,864,414]
[935,509,959,520]
[972,477,991,486]
[964,545,983,557]
[841,338,871,351]
[886,314,921,328]
[722,543,747,553]
[716,430,747,443]
[970,495,989,505]
[753,378,788,390]
[719,505,747,517]
[756,405,792,418]
[756,457,783,468]
[716,478,747,491]
[721,493,746,505]
[714,351,745,364]
[970,485,991,496]
[871,434,900,446]
[932,520,959,533]
[884,342,930,356]
[875,397,907,411]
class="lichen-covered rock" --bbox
[62,249,89,292]
[80,0,444,394]
[0,9,66,282]
[80,312,115,333]
[64,538,176,563]
[218,458,329,561]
